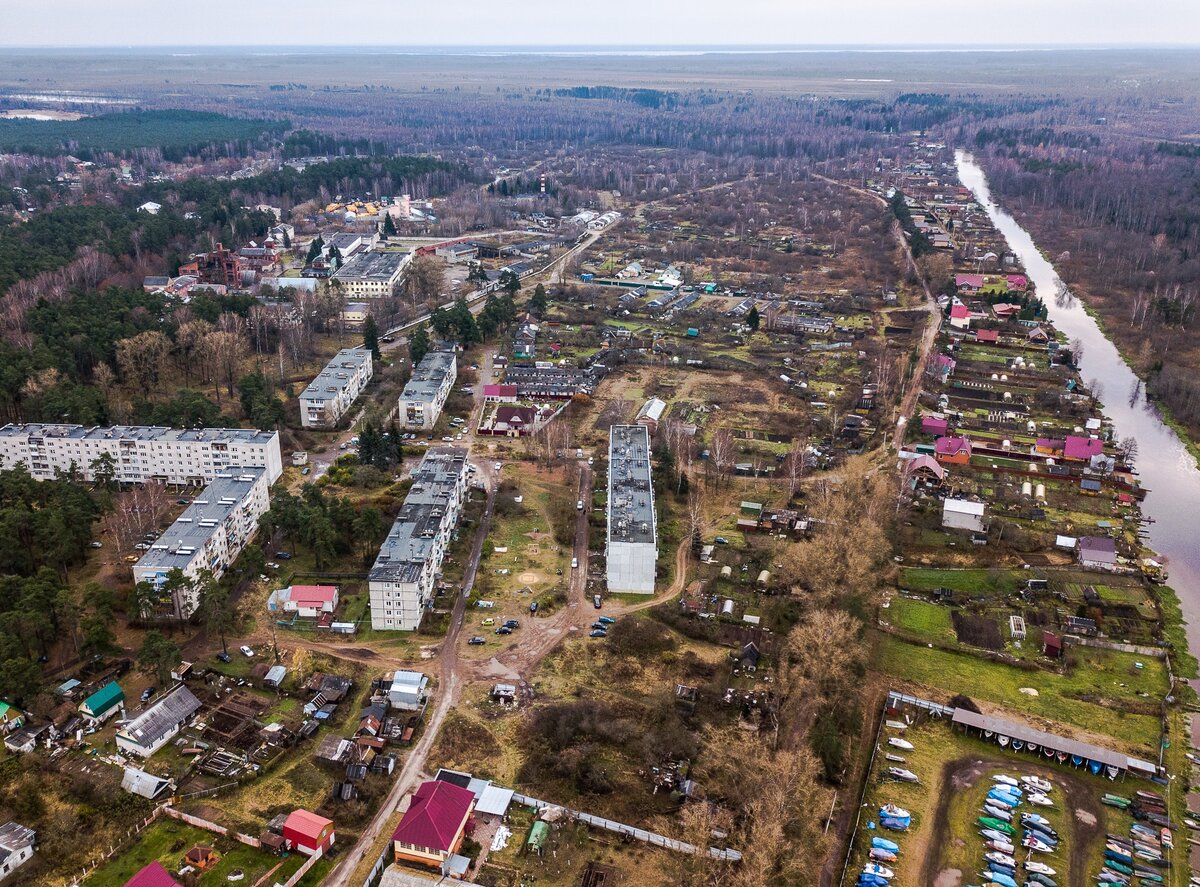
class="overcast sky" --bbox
[5,0,1199,47]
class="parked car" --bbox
[529,601,539,614]
[481,618,495,626]
[89,541,103,549]
[468,636,486,645]
[301,467,310,475]
[275,551,292,560]
[591,622,607,630]
[494,462,502,471]
[495,626,513,635]
[266,562,279,570]
[504,619,520,628]
[176,498,191,505]
[134,543,151,551]
[598,616,615,625]
[239,645,254,657]
[380,335,395,343]
[216,651,232,663]
[589,629,608,638]
[576,500,584,510]
[140,687,156,703]
[593,594,602,609]
[571,557,579,569]
[715,536,730,545]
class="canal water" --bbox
[956,151,1200,655]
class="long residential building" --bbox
[300,347,374,428]
[606,424,657,594]
[331,250,409,298]
[398,351,457,430]
[0,424,283,485]
[369,447,469,630]
[132,468,271,617]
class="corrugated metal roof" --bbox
[951,708,1155,773]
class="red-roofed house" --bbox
[483,384,518,403]
[283,809,335,856]
[1063,435,1104,462]
[934,436,973,466]
[975,328,999,343]
[1005,274,1028,290]
[268,585,339,618]
[393,780,476,869]
[1034,438,1064,456]
[991,302,1021,319]
[904,454,945,484]
[949,302,971,330]
[955,273,985,293]
[125,861,183,887]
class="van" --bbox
[593,594,602,609]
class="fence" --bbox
[510,792,742,862]
[69,807,165,886]
[162,806,261,849]
[275,847,324,887]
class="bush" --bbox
[608,617,677,658]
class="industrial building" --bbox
[331,250,409,298]
[369,447,469,630]
[0,424,282,486]
[300,347,374,428]
[132,468,271,617]
[606,425,658,594]
[398,351,457,430]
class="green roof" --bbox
[82,681,125,716]
[527,820,550,850]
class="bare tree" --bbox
[115,330,171,391]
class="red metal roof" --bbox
[949,303,970,318]
[283,809,334,844]
[393,780,475,852]
[125,862,182,887]
[288,585,338,606]
[1064,435,1104,461]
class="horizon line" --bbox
[1,41,1199,51]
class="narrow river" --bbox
[955,151,1200,655]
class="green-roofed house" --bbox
[79,681,125,723]
[0,701,24,733]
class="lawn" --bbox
[898,567,1023,596]
[874,633,1164,750]
[86,819,310,887]
[885,597,956,645]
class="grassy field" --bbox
[885,596,956,645]
[874,633,1165,750]
[898,567,1024,596]
[85,819,317,887]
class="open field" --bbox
[874,632,1165,750]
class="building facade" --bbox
[606,425,658,594]
[398,352,457,430]
[115,685,202,758]
[0,822,36,881]
[300,347,374,428]
[369,447,468,630]
[132,469,271,616]
[0,424,282,486]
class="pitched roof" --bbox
[82,681,124,716]
[1064,435,1104,460]
[392,780,475,852]
[934,436,972,456]
[118,685,201,749]
[288,585,338,606]
[125,861,183,887]
[949,302,970,319]
[905,454,945,480]
[284,809,334,843]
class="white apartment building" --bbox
[331,250,409,298]
[0,424,283,486]
[398,351,457,430]
[606,424,658,594]
[300,347,374,428]
[369,447,469,630]
[132,468,270,617]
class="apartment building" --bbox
[331,250,409,298]
[300,347,374,428]
[369,447,469,630]
[0,424,283,486]
[132,468,270,617]
[398,351,457,430]
[606,425,658,594]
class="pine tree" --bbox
[363,315,381,361]
[747,305,760,330]
[410,326,430,367]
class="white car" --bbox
[239,645,254,658]
[494,462,502,471]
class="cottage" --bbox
[392,780,476,869]
[387,671,429,711]
[1078,536,1117,569]
[3,724,46,754]
[0,822,35,881]
[1063,435,1104,462]
[115,685,201,758]
[949,302,971,330]
[1042,631,1063,659]
[79,681,125,723]
[635,397,668,435]
[283,809,335,856]
[934,436,972,465]
[268,585,339,618]
[975,328,999,344]
[904,454,945,485]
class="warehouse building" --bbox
[332,250,409,298]
[606,425,657,594]
[398,351,457,430]
[369,447,469,630]
[300,347,374,428]
[0,424,282,485]
[132,468,271,617]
